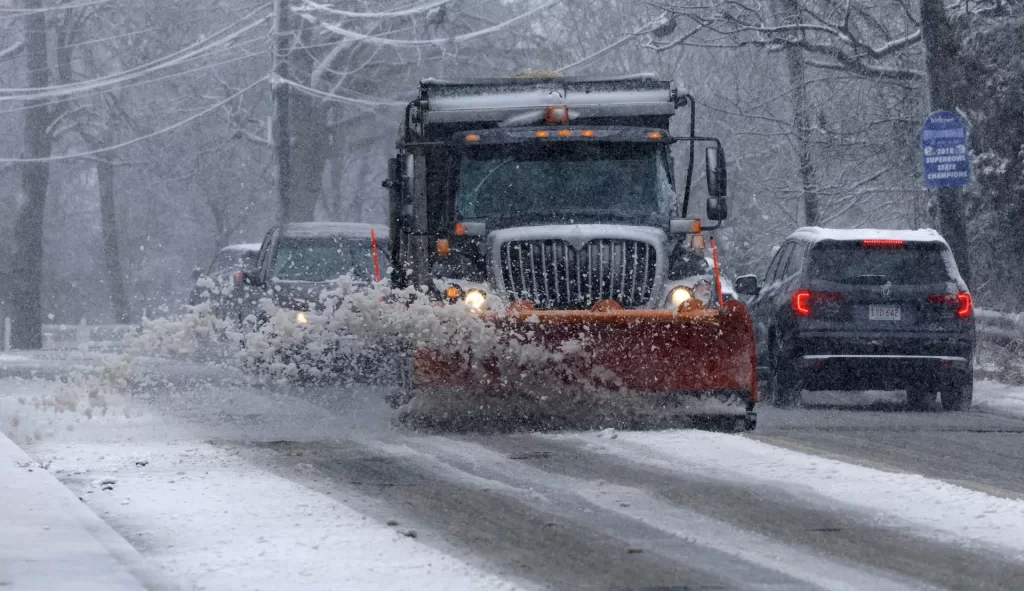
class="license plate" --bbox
[868,305,901,321]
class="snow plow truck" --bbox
[385,73,757,431]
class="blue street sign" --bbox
[921,110,971,188]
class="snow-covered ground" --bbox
[0,374,530,591]
[553,429,1024,559]
[5,345,1024,590]
[974,379,1024,418]
[36,439,528,591]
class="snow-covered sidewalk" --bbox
[0,430,164,591]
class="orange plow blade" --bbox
[408,300,758,430]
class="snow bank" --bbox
[974,379,1024,418]
[0,376,144,446]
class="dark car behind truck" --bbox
[735,228,974,411]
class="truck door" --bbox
[385,155,407,288]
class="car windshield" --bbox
[272,237,388,282]
[809,242,953,284]
[456,142,674,223]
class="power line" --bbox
[0,4,270,100]
[296,0,453,19]
[0,76,266,163]
[0,0,115,17]
[0,49,265,116]
[281,77,405,107]
[10,29,268,94]
[312,0,563,48]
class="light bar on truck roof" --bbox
[420,77,677,125]
[862,239,904,247]
[458,127,671,145]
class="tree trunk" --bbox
[10,1,52,349]
[920,0,973,288]
[771,0,820,226]
[96,158,130,323]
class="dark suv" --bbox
[734,228,974,411]
[189,243,261,324]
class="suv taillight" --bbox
[793,290,844,317]
[958,293,972,318]
[927,292,972,318]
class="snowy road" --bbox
[5,354,1024,590]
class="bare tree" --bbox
[10,0,54,348]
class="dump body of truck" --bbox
[386,74,757,430]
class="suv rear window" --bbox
[808,242,952,285]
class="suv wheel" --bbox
[941,377,973,412]
[769,336,802,407]
[906,386,935,411]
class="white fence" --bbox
[2,318,136,351]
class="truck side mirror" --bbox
[734,274,760,296]
[241,270,262,287]
[705,146,727,198]
[706,197,728,221]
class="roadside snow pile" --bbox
[0,376,142,445]
[974,380,1024,418]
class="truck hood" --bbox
[487,224,668,249]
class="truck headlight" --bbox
[464,289,487,310]
[296,311,309,324]
[670,286,694,307]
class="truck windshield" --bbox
[273,238,387,283]
[456,142,674,223]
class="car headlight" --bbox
[464,289,487,310]
[296,311,309,324]
[670,286,694,307]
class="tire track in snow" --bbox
[367,435,941,591]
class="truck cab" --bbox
[386,74,728,311]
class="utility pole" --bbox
[272,0,293,223]
[919,0,973,288]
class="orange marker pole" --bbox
[710,236,724,308]
[370,228,381,282]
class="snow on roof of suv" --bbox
[219,243,262,253]
[788,226,947,245]
[280,222,388,240]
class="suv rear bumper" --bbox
[794,354,970,390]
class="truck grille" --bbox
[499,239,657,309]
